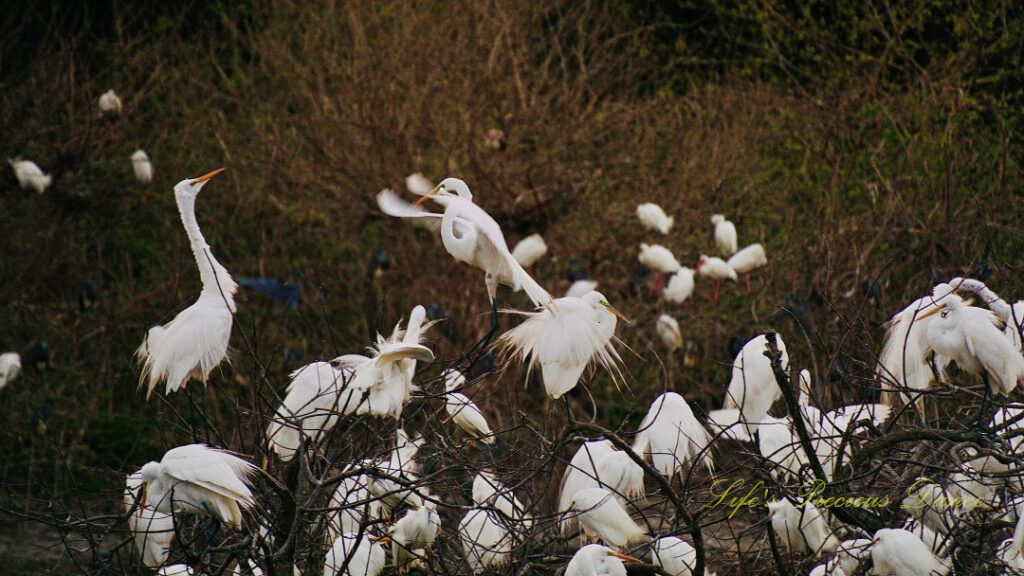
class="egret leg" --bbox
[977,375,993,430]
[745,274,752,293]
[462,300,500,368]
[714,281,720,304]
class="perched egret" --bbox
[324,532,387,576]
[758,416,810,481]
[870,528,950,576]
[710,214,737,256]
[663,268,695,304]
[366,430,425,510]
[512,233,548,267]
[902,517,947,555]
[137,168,237,398]
[459,508,512,574]
[443,370,495,444]
[651,536,696,576]
[157,566,194,576]
[566,544,640,576]
[994,405,1024,452]
[569,487,645,550]
[724,334,789,435]
[497,291,626,399]
[637,203,673,235]
[125,472,174,567]
[706,408,755,442]
[0,352,21,391]
[727,243,767,292]
[390,501,440,569]
[594,451,645,503]
[951,277,1024,352]
[8,158,52,193]
[634,392,713,477]
[99,89,123,116]
[473,472,531,527]
[833,538,872,575]
[566,279,600,299]
[267,361,360,461]
[808,559,846,576]
[132,150,153,184]
[998,537,1024,574]
[327,469,382,541]
[696,256,737,303]
[656,315,683,353]
[638,243,681,274]
[560,440,615,534]
[768,499,838,554]
[138,444,257,527]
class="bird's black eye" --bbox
[941,309,950,318]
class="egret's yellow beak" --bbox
[413,184,443,207]
[189,167,226,185]
[138,485,147,515]
[370,535,392,543]
[603,303,630,324]
[917,303,947,320]
[609,551,641,562]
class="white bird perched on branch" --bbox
[560,440,615,534]
[473,471,531,527]
[138,444,257,527]
[727,243,767,292]
[768,499,839,554]
[0,352,21,391]
[594,451,645,503]
[443,369,495,444]
[634,392,713,478]
[656,314,682,353]
[99,89,123,116]
[696,255,737,303]
[663,268,695,304]
[137,168,237,399]
[390,501,440,569]
[724,334,788,435]
[266,361,361,461]
[512,233,547,267]
[638,243,681,274]
[566,544,640,576]
[132,150,153,184]
[8,158,52,193]
[950,276,1024,352]
[497,290,627,399]
[459,508,512,574]
[566,279,599,299]
[124,472,174,567]
[870,528,950,576]
[569,487,646,550]
[710,214,737,256]
[651,536,696,576]
[324,532,387,576]
[365,430,426,510]
[637,203,673,235]
[326,469,382,542]
[757,416,810,481]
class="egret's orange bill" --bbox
[413,183,444,206]
[370,535,392,543]
[190,167,226,185]
[916,303,946,320]
[607,305,630,324]
[138,486,147,516]
[610,551,641,562]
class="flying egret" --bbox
[266,361,361,461]
[637,203,673,235]
[473,472,531,527]
[638,243,681,274]
[951,276,1024,352]
[695,256,737,303]
[125,472,174,567]
[710,214,737,256]
[768,499,838,554]
[137,168,237,398]
[651,536,696,576]
[727,243,767,292]
[443,369,495,444]
[634,392,713,477]
[138,444,257,527]
[560,440,615,534]
[390,501,440,569]
[656,315,683,353]
[132,150,154,184]
[663,268,695,304]
[566,279,599,299]
[8,158,52,193]
[566,544,640,576]
[569,487,646,550]
[870,528,950,576]
[497,290,627,399]
[594,451,646,503]
[459,508,512,574]
[324,532,387,576]
[99,89,123,116]
[0,352,21,391]
[724,334,789,435]
[512,233,548,267]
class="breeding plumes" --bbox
[724,334,789,435]
[566,279,599,299]
[443,370,495,445]
[512,233,548,267]
[124,472,174,567]
[727,243,767,292]
[768,499,838,554]
[569,487,646,550]
[324,533,387,576]
[594,451,645,502]
[472,472,530,526]
[566,544,640,576]
[638,243,681,274]
[267,361,360,461]
[390,502,440,569]
[696,255,737,303]
[651,536,696,576]
[137,168,237,398]
[0,352,21,391]
[710,214,737,256]
[634,392,713,477]
[706,408,756,442]
[656,314,682,352]
[663,268,695,304]
[951,276,1024,352]
[559,440,615,534]
[99,89,123,116]
[138,444,257,527]
[132,150,154,184]
[637,203,674,235]
[8,158,52,193]
[497,291,626,399]
[459,508,512,574]
[870,528,950,576]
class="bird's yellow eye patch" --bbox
[599,299,610,307]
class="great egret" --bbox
[566,279,599,299]
[594,450,645,503]
[663,268,695,304]
[443,369,495,445]
[638,243,681,274]
[132,150,153,184]
[833,538,872,575]
[651,536,696,576]
[951,277,1024,352]
[706,408,756,442]
[512,233,547,267]
[724,334,789,435]
[656,315,682,353]
[0,352,21,390]
[559,440,615,534]
[808,559,845,576]
[994,405,1024,452]
[327,469,382,542]
[758,416,810,481]
[637,203,674,235]
[390,501,440,569]
[634,392,713,478]
[768,499,838,554]
[710,214,737,256]
[267,361,360,461]
[137,168,237,399]
[99,89,123,116]
[569,487,645,550]
[497,290,626,399]
[125,472,174,567]
[157,565,194,576]
[566,544,640,576]
[998,537,1024,574]
[366,429,425,510]
[8,158,52,193]
[727,243,767,292]
[138,444,257,527]
[695,256,737,303]
[459,508,512,574]
[472,472,531,527]
[902,517,947,556]
[324,532,387,576]
[870,528,950,576]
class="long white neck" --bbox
[176,193,237,310]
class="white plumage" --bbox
[137,169,237,398]
[459,508,512,574]
[365,430,425,510]
[324,532,386,576]
[139,444,257,527]
[768,499,838,554]
[633,392,713,478]
[566,544,639,576]
[132,150,154,184]
[390,502,440,569]
[472,471,530,527]
[512,233,548,267]
[326,469,381,542]
[651,536,695,576]
[834,538,872,575]
[594,451,645,502]
[724,334,788,435]
[696,255,737,303]
[405,173,434,196]
[560,440,615,534]
[870,528,949,576]
[637,203,674,235]
[157,566,194,576]
[498,291,625,399]
[638,243,681,273]
[99,89,123,116]
[0,352,21,391]
[951,277,1024,353]
[569,487,645,550]
[710,214,737,256]
[656,314,682,352]
[727,243,766,274]
[757,416,810,481]
[125,472,174,567]
[8,158,52,193]
[444,369,495,444]
[267,361,360,461]
[663,268,695,304]
[706,408,756,442]
[566,279,599,299]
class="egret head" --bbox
[583,291,629,323]
[711,214,724,224]
[174,167,225,199]
[131,150,149,163]
[414,177,472,206]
